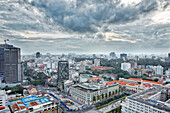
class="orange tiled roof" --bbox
[143,80,162,85]
[106,80,128,86]
[129,78,141,81]
[128,83,135,86]
[90,77,101,79]
[129,78,162,85]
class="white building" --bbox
[70,82,119,105]
[69,70,79,81]
[94,59,100,67]
[153,65,164,75]
[121,63,131,71]
[79,74,90,83]
[121,88,170,113]
[0,90,7,107]
[165,68,170,78]
[79,62,86,73]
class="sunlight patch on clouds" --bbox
[105,33,136,43]
[19,31,75,39]
[120,0,142,6]
[152,11,170,24]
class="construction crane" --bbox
[0,39,9,44]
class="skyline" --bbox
[0,0,170,54]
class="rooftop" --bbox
[128,88,170,112]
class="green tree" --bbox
[121,87,124,92]
[119,87,121,93]
[115,89,118,94]
[97,95,100,100]
[102,93,104,99]
[109,91,111,97]
[112,91,114,95]
[105,93,108,98]
[154,78,159,82]
[117,106,121,113]
[93,96,96,102]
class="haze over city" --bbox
[0,0,169,54]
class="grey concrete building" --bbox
[0,44,22,84]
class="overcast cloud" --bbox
[0,0,169,54]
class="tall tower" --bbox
[0,44,22,84]
[36,52,41,58]
[57,61,69,90]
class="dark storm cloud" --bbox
[0,0,169,54]
[29,0,159,33]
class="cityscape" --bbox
[0,0,170,113]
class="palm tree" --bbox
[115,89,118,94]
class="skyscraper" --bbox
[57,61,69,89]
[121,63,131,71]
[94,59,100,67]
[110,52,116,58]
[36,52,41,58]
[120,53,127,59]
[0,44,22,84]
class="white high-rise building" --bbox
[153,65,164,75]
[165,68,170,78]
[121,63,131,71]
[79,62,86,73]
[156,65,163,75]
[94,59,100,67]
[0,90,7,107]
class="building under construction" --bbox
[0,44,22,84]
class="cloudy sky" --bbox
[0,0,170,54]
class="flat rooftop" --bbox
[72,83,118,92]
[128,88,170,112]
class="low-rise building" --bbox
[70,81,119,105]
[99,73,117,80]
[121,87,170,113]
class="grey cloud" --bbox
[0,0,169,54]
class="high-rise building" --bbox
[130,61,137,69]
[0,44,22,84]
[79,62,86,73]
[36,52,41,58]
[153,65,164,75]
[93,54,97,58]
[120,53,127,59]
[94,59,100,67]
[121,63,131,71]
[0,90,7,107]
[156,65,164,75]
[110,52,116,58]
[57,61,69,89]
